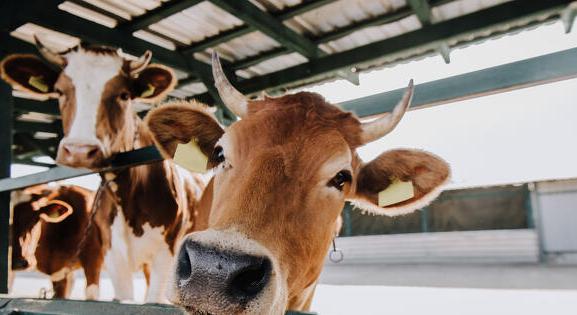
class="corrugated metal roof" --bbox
[5,0,569,100]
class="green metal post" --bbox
[342,202,353,237]
[524,184,535,229]
[0,81,13,293]
[420,207,430,233]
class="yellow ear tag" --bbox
[140,84,156,98]
[378,178,415,207]
[173,139,208,173]
[28,75,49,93]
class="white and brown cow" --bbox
[11,184,102,299]
[0,39,207,302]
[145,53,451,314]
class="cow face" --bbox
[146,53,450,314]
[11,185,75,270]
[0,37,176,169]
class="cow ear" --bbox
[145,100,224,160]
[37,200,73,223]
[133,64,176,103]
[348,149,450,217]
[0,54,59,97]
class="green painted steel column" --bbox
[0,81,13,293]
[342,202,353,237]
[523,184,535,229]
[420,207,430,233]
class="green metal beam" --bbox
[0,146,163,192]
[208,0,358,84]
[180,0,338,55]
[3,45,577,191]
[67,0,129,22]
[208,0,320,58]
[340,46,577,117]
[227,0,456,73]
[0,81,12,294]
[14,133,58,159]
[229,5,414,72]
[271,0,337,20]
[120,0,204,32]
[407,0,433,25]
[196,0,572,97]
[14,98,59,116]
[8,0,210,79]
[13,121,61,134]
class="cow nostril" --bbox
[228,257,271,299]
[86,147,99,159]
[176,245,192,284]
[63,145,71,155]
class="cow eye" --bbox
[118,92,131,101]
[328,170,352,191]
[211,146,225,165]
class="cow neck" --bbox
[98,114,183,234]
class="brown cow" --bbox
[145,53,450,314]
[0,39,206,302]
[11,184,102,299]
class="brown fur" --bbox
[12,184,104,299]
[147,90,450,313]
[1,48,202,300]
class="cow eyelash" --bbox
[328,170,352,191]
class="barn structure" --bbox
[0,0,576,313]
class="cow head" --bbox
[0,37,176,169]
[11,185,76,270]
[146,53,450,314]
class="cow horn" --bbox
[212,51,248,118]
[128,50,152,76]
[359,80,414,144]
[34,35,66,68]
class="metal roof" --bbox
[1,0,575,165]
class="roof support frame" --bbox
[5,0,210,82]
[193,0,573,97]
[208,0,320,58]
[179,0,339,55]
[207,0,357,84]
[407,0,433,25]
[3,44,577,191]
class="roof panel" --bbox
[284,0,407,36]
[320,14,421,54]
[240,52,307,77]
[199,31,281,63]
[432,0,513,22]
[149,2,244,45]
[10,23,80,52]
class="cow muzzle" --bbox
[56,139,105,168]
[171,230,286,315]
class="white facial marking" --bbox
[63,50,123,145]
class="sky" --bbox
[11,20,577,191]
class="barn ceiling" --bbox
[0,0,575,166]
